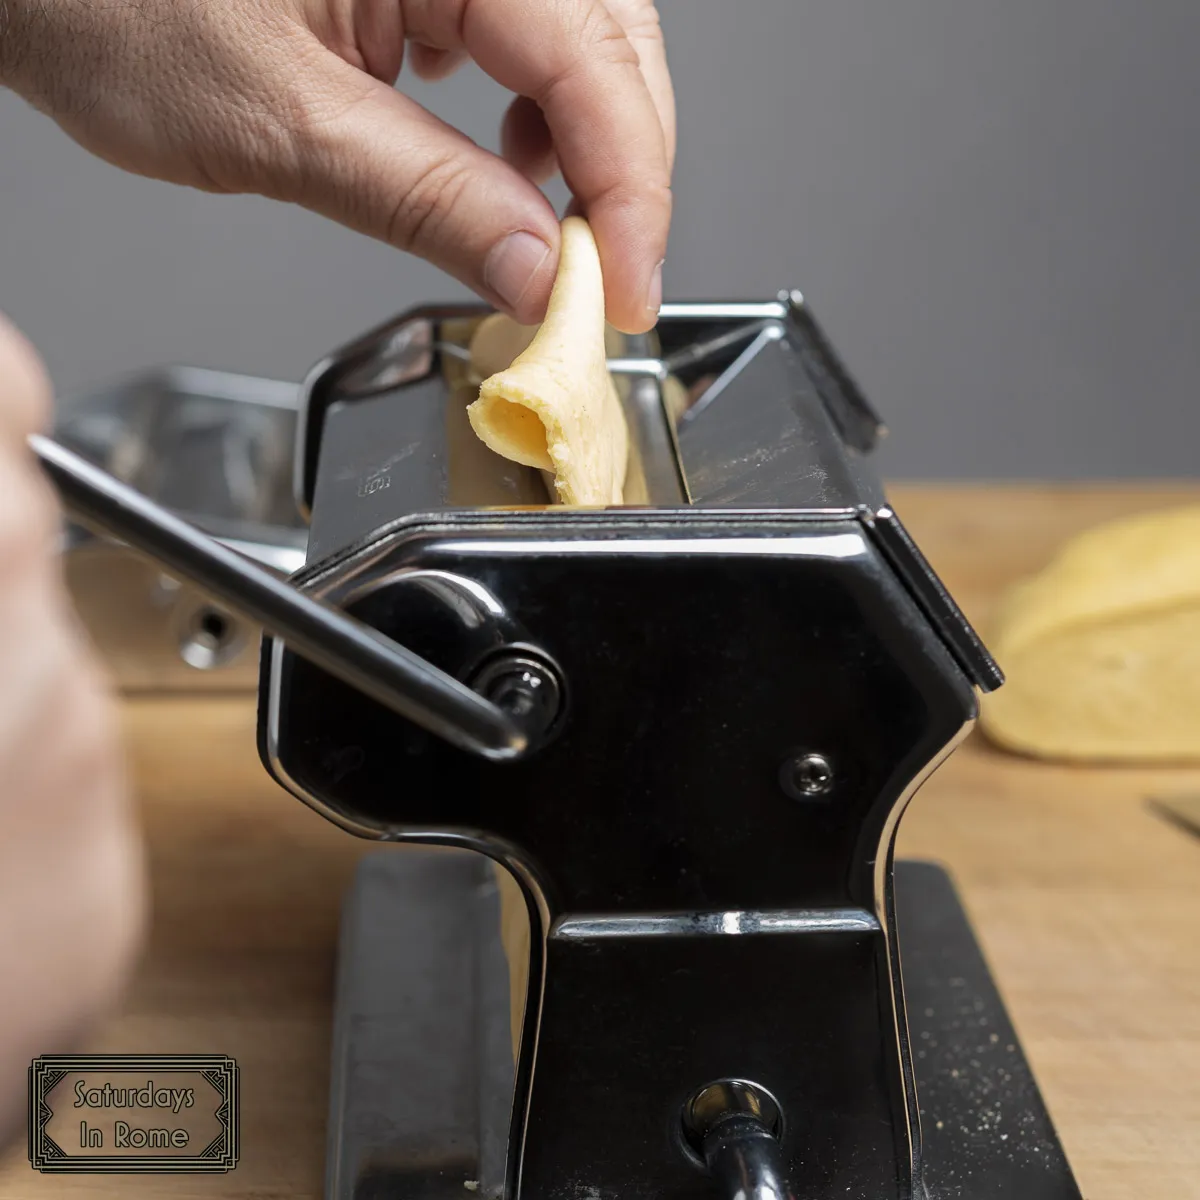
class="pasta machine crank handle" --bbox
[30,434,555,762]
[685,1081,797,1200]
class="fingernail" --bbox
[485,231,552,311]
[647,260,664,315]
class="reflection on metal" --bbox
[45,292,1059,1200]
[258,295,1039,1200]
[550,908,881,940]
[327,853,1083,1200]
[684,1080,795,1200]
[37,436,534,761]
[778,752,836,800]
[177,604,246,671]
[54,366,307,691]
[291,298,999,692]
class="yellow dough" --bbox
[468,314,538,381]
[467,217,629,505]
[981,506,1200,763]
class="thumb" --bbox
[280,61,564,324]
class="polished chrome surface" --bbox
[43,291,1022,1197]
[684,1079,783,1144]
[255,292,1035,1200]
[438,340,668,379]
[293,294,874,534]
[54,366,307,690]
[328,854,1082,1200]
[431,531,867,559]
[296,303,484,519]
[289,292,997,704]
[262,510,982,1198]
[779,752,835,799]
[216,537,306,575]
[621,373,690,504]
[325,851,516,1200]
[699,1111,795,1200]
[35,436,532,761]
[335,318,434,399]
[685,1082,794,1200]
[296,293,888,518]
[658,300,791,321]
[550,908,880,940]
[470,652,564,744]
[600,356,668,377]
[58,365,301,533]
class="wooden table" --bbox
[2,484,1199,1199]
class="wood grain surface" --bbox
[2,483,1198,1199]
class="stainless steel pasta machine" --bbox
[36,291,1082,1200]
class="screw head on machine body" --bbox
[780,753,834,800]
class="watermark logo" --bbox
[28,1055,239,1173]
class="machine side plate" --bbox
[325,854,1081,1200]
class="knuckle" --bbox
[576,4,640,68]
[385,153,476,253]
[604,0,665,42]
[642,176,674,216]
[597,176,673,227]
[533,3,638,106]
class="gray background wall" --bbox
[2,0,1198,478]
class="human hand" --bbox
[0,0,674,333]
[0,316,146,1142]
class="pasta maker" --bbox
[36,293,1082,1200]
[54,366,305,689]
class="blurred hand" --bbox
[0,0,675,333]
[0,317,146,1141]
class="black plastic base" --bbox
[324,853,1081,1200]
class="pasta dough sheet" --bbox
[467,217,629,505]
[981,505,1200,763]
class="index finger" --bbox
[605,0,676,171]
[461,1,673,334]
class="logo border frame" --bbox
[28,1054,239,1174]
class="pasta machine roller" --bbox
[35,293,1082,1200]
